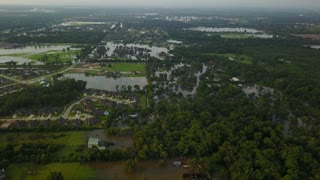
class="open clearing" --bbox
[0,131,85,148]
[6,163,95,180]
[69,63,146,77]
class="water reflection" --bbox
[186,27,261,33]
[0,56,44,65]
[0,45,78,55]
[155,63,208,97]
[63,73,147,91]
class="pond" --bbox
[105,42,170,59]
[0,56,43,65]
[0,45,78,55]
[62,73,147,91]
[186,27,261,33]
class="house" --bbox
[88,137,99,148]
[230,77,240,82]
[0,122,13,129]
[88,137,106,150]
[173,161,182,167]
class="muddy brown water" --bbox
[90,160,182,180]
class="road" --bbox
[61,95,136,119]
[0,65,74,89]
[61,96,90,119]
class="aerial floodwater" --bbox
[0,45,76,55]
[186,27,261,33]
[63,73,148,91]
[0,56,43,65]
[1,2,320,180]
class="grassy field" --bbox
[0,131,89,160]
[28,50,80,63]
[99,63,146,72]
[0,131,86,148]
[0,29,10,34]
[140,95,147,109]
[202,53,252,64]
[6,163,95,180]
[70,63,146,77]
[0,48,80,64]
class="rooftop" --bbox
[0,122,13,129]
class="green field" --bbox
[28,50,80,63]
[139,95,147,109]
[202,53,252,64]
[0,131,90,160]
[6,163,95,180]
[0,29,10,34]
[73,63,147,77]
[0,131,86,148]
[0,48,80,64]
[99,63,146,72]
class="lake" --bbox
[186,27,261,33]
[0,56,43,65]
[63,73,147,91]
[0,45,78,55]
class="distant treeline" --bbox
[6,32,105,44]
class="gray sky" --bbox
[0,0,319,8]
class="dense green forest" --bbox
[0,79,86,116]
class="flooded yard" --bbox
[242,84,274,97]
[155,63,208,96]
[86,129,133,150]
[90,160,182,180]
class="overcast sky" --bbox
[0,0,319,8]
